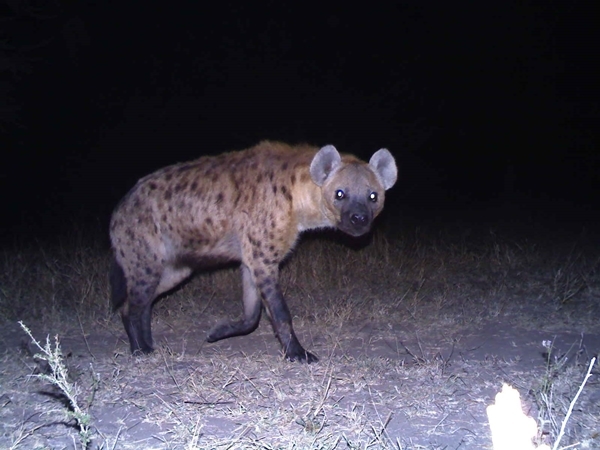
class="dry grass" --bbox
[1,221,599,449]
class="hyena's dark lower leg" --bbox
[207,265,262,342]
[112,259,152,353]
[120,276,157,354]
[110,258,127,310]
[257,271,318,363]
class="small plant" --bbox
[19,321,95,449]
[534,338,596,449]
[551,356,596,450]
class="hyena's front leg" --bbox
[207,264,262,342]
[255,265,318,363]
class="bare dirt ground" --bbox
[1,219,599,449]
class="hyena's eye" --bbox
[369,192,378,202]
[335,189,346,200]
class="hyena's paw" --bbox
[206,321,233,342]
[285,349,319,364]
[131,344,154,355]
[127,332,154,355]
[206,329,221,343]
[131,345,154,356]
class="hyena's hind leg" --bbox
[110,258,127,310]
[123,297,154,354]
[207,264,262,342]
[110,258,157,354]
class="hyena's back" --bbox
[110,140,397,361]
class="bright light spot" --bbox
[487,383,550,450]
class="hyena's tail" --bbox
[110,257,127,311]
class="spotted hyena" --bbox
[110,141,397,362]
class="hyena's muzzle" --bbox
[337,199,374,237]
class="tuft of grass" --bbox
[0,229,112,327]
[551,259,589,310]
[19,321,96,449]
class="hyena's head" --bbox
[310,145,397,237]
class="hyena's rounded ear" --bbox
[310,145,342,186]
[369,149,397,190]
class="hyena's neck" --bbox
[292,176,335,232]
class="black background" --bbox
[2,1,598,240]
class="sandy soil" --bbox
[2,301,599,449]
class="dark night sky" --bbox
[1,1,599,239]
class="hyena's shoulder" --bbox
[241,140,321,175]
[246,141,372,186]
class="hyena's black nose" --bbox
[350,213,368,226]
